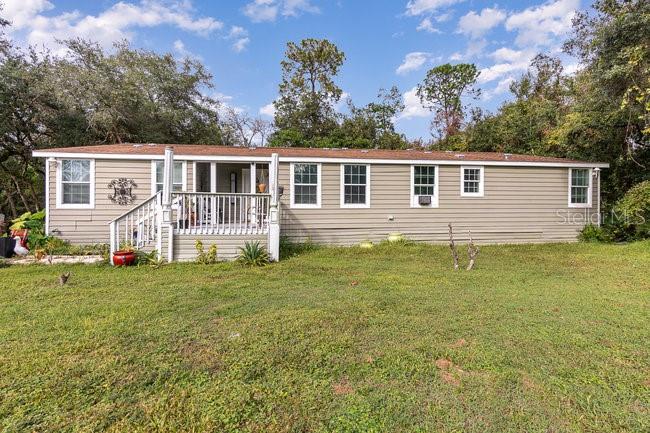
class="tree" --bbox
[272,38,345,144]
[416,63,480,140]
[221,106,274,147]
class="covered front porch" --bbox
[108,148,281,263]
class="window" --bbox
[460,166,484,197]
[411,165,438,207]
[152,161,185,194]
[291,163,321,208]
[57,159,94,208]
[341,164,370,208]
[569,168,592,207]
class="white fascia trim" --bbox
[32,151,610,168]
[290,162,322,209]
[460,166,484,198]
[568,168,593,208]
[340,163,371,209]
[55,158,95,209]
[410,164,439,208]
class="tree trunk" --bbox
[448,223,459,270]
[467,230,479,271]
[9,175,31,212]
[4,193,18,219]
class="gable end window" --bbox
[460,166,484,197]
[56,159,95,209]
[340,164,370,208]
[411,165,439,207]
[568,168,592,208]
[152,161,186,194]
[291,163,321,208]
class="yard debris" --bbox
[350,280,359,287]
[332,377,354,395]
[59,272,70,286]
[228,332,241,340]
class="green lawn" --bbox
[0,242,649,433]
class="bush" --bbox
[9,210,47,249]
[613,181,650,240]
[136,249,164,268]
[578,224,612,243]
[237,241,269,266]
[195,240,218,264]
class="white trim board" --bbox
[32,151,610,169]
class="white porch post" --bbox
[162,146,174,262]
[268,153,280,261]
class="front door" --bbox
[195,162,215,192]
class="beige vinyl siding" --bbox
[48,158,189,244]
[279,163,600,245]
[173,234,267,261]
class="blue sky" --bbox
[3,0,585,139]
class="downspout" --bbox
[594,167,601,227]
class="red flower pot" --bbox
[112,250,136,266]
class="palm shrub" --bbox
[237,241,269,266]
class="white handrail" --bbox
[109,191,162,262]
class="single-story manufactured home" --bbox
[32,144,608,262]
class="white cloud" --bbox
[448,38,487,61]
[482,77,515,100]
[478,47,536,83]
[478,61,528,84]
[243,0,319,23]
[259,102,276,117]
[397,87,429,120]
[490,47,534,63]
[457,7,505,39]
[505,0,579,47]
[405,0,462,16]
[396,52,431,75]
[226,25,250,53]
[416,17,440,34]
[173,39,200,59]
[3,0,222,52]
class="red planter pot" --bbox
[112,250,136,266]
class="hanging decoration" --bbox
[108,178,137,205]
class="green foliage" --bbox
[44,237,108,256]
[274,38,345,140]
[237,241,269,266]
[195,240,218,264]
[613,180,650,238]
[9,210,48,249]
[417,63,480,139]
[136,249,164,268]
[578,224,613,243]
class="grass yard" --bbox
[0,241,649,433]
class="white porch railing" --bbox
[171,192,270,235]
[109,191,162,257]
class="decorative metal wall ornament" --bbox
[108,178,137,205]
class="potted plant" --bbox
[112,243,136,266]
[258,169,268,193]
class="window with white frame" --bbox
[291,163,321,208]
[460,166,484,197]
[58,159,94,208]
[341,164,370,207]
[569,168,592,207]
[411,165,438,207]
[153,161,184,193]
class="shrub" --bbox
[195,240,218,264]
[578,224,612,243]
[613,181,650,240]
[136,249,164,268]
[9,210,47,249]
[237,241,269,266]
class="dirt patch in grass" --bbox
[435,358,466,386]
[332,377,354,395]
[179,338,224,373]
[450,338,468,348]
